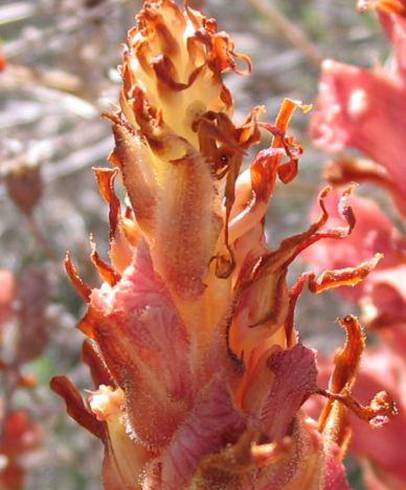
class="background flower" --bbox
[306,2,406,488]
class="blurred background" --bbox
[0,1,390,488]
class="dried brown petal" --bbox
[331,315,366,395]
[64,251,91,302]
[89,235,121,287]
[50,376,104,438]
[93,167,120,240]
[317,316,398,451]
[4,163,42,215]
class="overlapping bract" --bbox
[51,1,396,488]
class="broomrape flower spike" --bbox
[51,1,397,488]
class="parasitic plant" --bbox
[51,1,397,488]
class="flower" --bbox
[51,1,396,488]
[0,410,43,490]
[311,0,406,217]
[0,270,15,338]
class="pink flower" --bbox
[0,270,15,337]
[307,5,406,486]
[311,1,406,217]
[0,410,43,490]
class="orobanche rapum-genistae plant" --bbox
[51,1,397,489]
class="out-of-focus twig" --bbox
[0,64,83,95]
[0,2,36,25]
[247,0,323,68]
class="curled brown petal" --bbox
[248,147,284,201]
[89,234,121,287]
[64,251,91,302]
[331,315,366,394]
[200,107,265,277]
[307,254,382,294]
[93,167,120,240]
[153,54,206,92]
[285,255,382,344]
[240,185,356,291]
[315,315,367,450]
[232,185,360,331]
[50,376,104,439]
[261,102,306,186]
[317,388,398,428]
[317,315,370,439]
